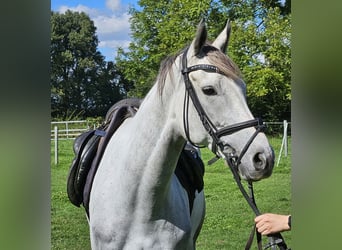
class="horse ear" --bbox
[189,19,207,57]
[212,20,231,54]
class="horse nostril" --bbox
[253,152,266,170]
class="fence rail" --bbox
[51,120,291,165]
[51,120,97,139]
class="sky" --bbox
[51,0,286,62]
[51,0,139,62]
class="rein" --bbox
[181,48,290,250]
[226,157,289,250]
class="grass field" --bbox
[51,137,291,249]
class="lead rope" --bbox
[224,155,289,250]
[245,182,262,250]
[226,156,289,250]
[219,124,289,250]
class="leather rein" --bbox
[181,48,289,250]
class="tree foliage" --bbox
[116,0,291,121]
[51,11,129,119]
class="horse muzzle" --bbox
[237,144,275,181]
[216,123,275,182]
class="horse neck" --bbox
[129,81,186,212]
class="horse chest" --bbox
[123,219,193,249]
[90,173,193,249]
[110,206,192,249]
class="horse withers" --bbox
[89,20,274,249]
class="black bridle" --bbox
[181,48,289,250]
[181,47,263,155]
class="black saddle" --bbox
[67,98,204,215]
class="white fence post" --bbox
[54,126,58,165]
[276,120,289,166]
[66,121,69,139]
[283,120,288,157]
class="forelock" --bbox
[203,45,242,81]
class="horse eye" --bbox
[202,86,217,96]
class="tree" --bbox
[227,6,291,121]
[51,11,128,119]
[116,0,212,98]
[116,0,291,121]
[88,61,132,117]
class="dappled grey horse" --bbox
[89,20,274,249]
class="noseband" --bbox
[181,48,289,250]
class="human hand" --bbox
[254,213,291,235]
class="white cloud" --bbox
[93,12,130,35]
[106,0,121,12]
[94,13,131,60]
[58,4,100,17]
[56,2,131,61]
[99,40,131,50]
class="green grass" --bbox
[197,138,291,249]
[51,140,91,250]
[51,137,291,249]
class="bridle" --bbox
[181,47,263,156]
[181,47,290,250]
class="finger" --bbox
[257,224,271,234]
[261,229,269,236]
[254,216,262,223]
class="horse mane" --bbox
[157,44,243,95]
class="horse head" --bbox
[176,20,274,181]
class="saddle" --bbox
[67,98,204,215]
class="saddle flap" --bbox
[67,130,97,207]
[66,98,142,210]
